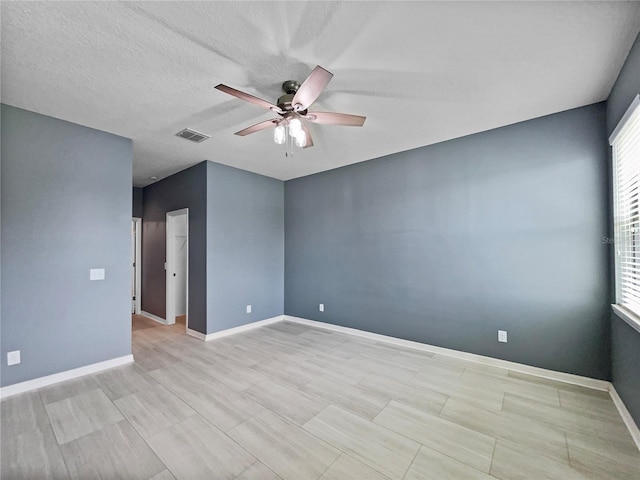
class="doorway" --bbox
[166,209,189,329]
[131,217,141,314]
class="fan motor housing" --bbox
[277,81,308,114]
[277,93,295,112]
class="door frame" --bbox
[166,208,189,329]
[132,217,142,315]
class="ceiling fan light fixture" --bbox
[288,118,302,137]
[273,124,286,144]
[215,65,365,154]
[295,130,307,148]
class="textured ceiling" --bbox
[2,1,640,186]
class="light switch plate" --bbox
[319,303,324,312]
[246,305,252,314]
[7,350,21,366]
[498,330,508,343]
[90,268,105,281]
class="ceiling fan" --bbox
[214,65,366,150]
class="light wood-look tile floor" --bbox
[2,315,639,479]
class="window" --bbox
[611,94,640,329]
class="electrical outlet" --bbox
[246,305,252,314]
[7,350,21,366]
[319,303,324,312]
[498,330,507,343]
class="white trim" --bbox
[187,315,285,342]
[609,94,640,145]
[166,209,189,328]
[205,316,284,340]
[186,328,207,341]
[611,304,640,335]
[185,221,189,332]
[283,316,610,391]
[132,217,142,315]
[140,310,168,325]
[0,354,134,399]
[610,385,640,451]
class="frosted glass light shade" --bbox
[295,130,306,148]
[288,118,302,137]
[273,124,285,144]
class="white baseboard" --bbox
[610,386,640,450]
[140,310,168,325]
[0,354,134,399]
[283,316,610,391]
[186,328,207,341]
[191,315,285,341]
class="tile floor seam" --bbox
[301,410,407,480]
[488,435,497,477]
[400,443,421,480]
[368,401,466,456]
[222,405,290,462]
[46,387,122,446]
[111,382,192,448]
[414,442,500,480]
[228,407,342,480]
[150,371,258,435]
[436,394,451,415]
[315,452,341,480]
[138,424,179,480]
[564,430,573,468]
[232,460,256,480]
[44,414,73,480]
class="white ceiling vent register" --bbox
[176,128,210,143]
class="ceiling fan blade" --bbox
[306,111,366,127]
[215,84,282,113]
[291,66,333,111]
[234,119,279,136]
[301,123,314,149]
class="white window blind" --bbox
[612,95,640,318]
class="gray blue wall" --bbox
[141,161,283,335]
[1,105,132,387]
[607,32,640,424]
[285,103,610,380]
[206,162,284,333]
[141,162,207,334]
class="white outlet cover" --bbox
[498,330,508,343]
[246,305,252,314]
[319,303,324,312]
[7,350,21,366]
[89,268,105,281]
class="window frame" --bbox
[610,94,640,334]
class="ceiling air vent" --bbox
[176,128,210,143]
